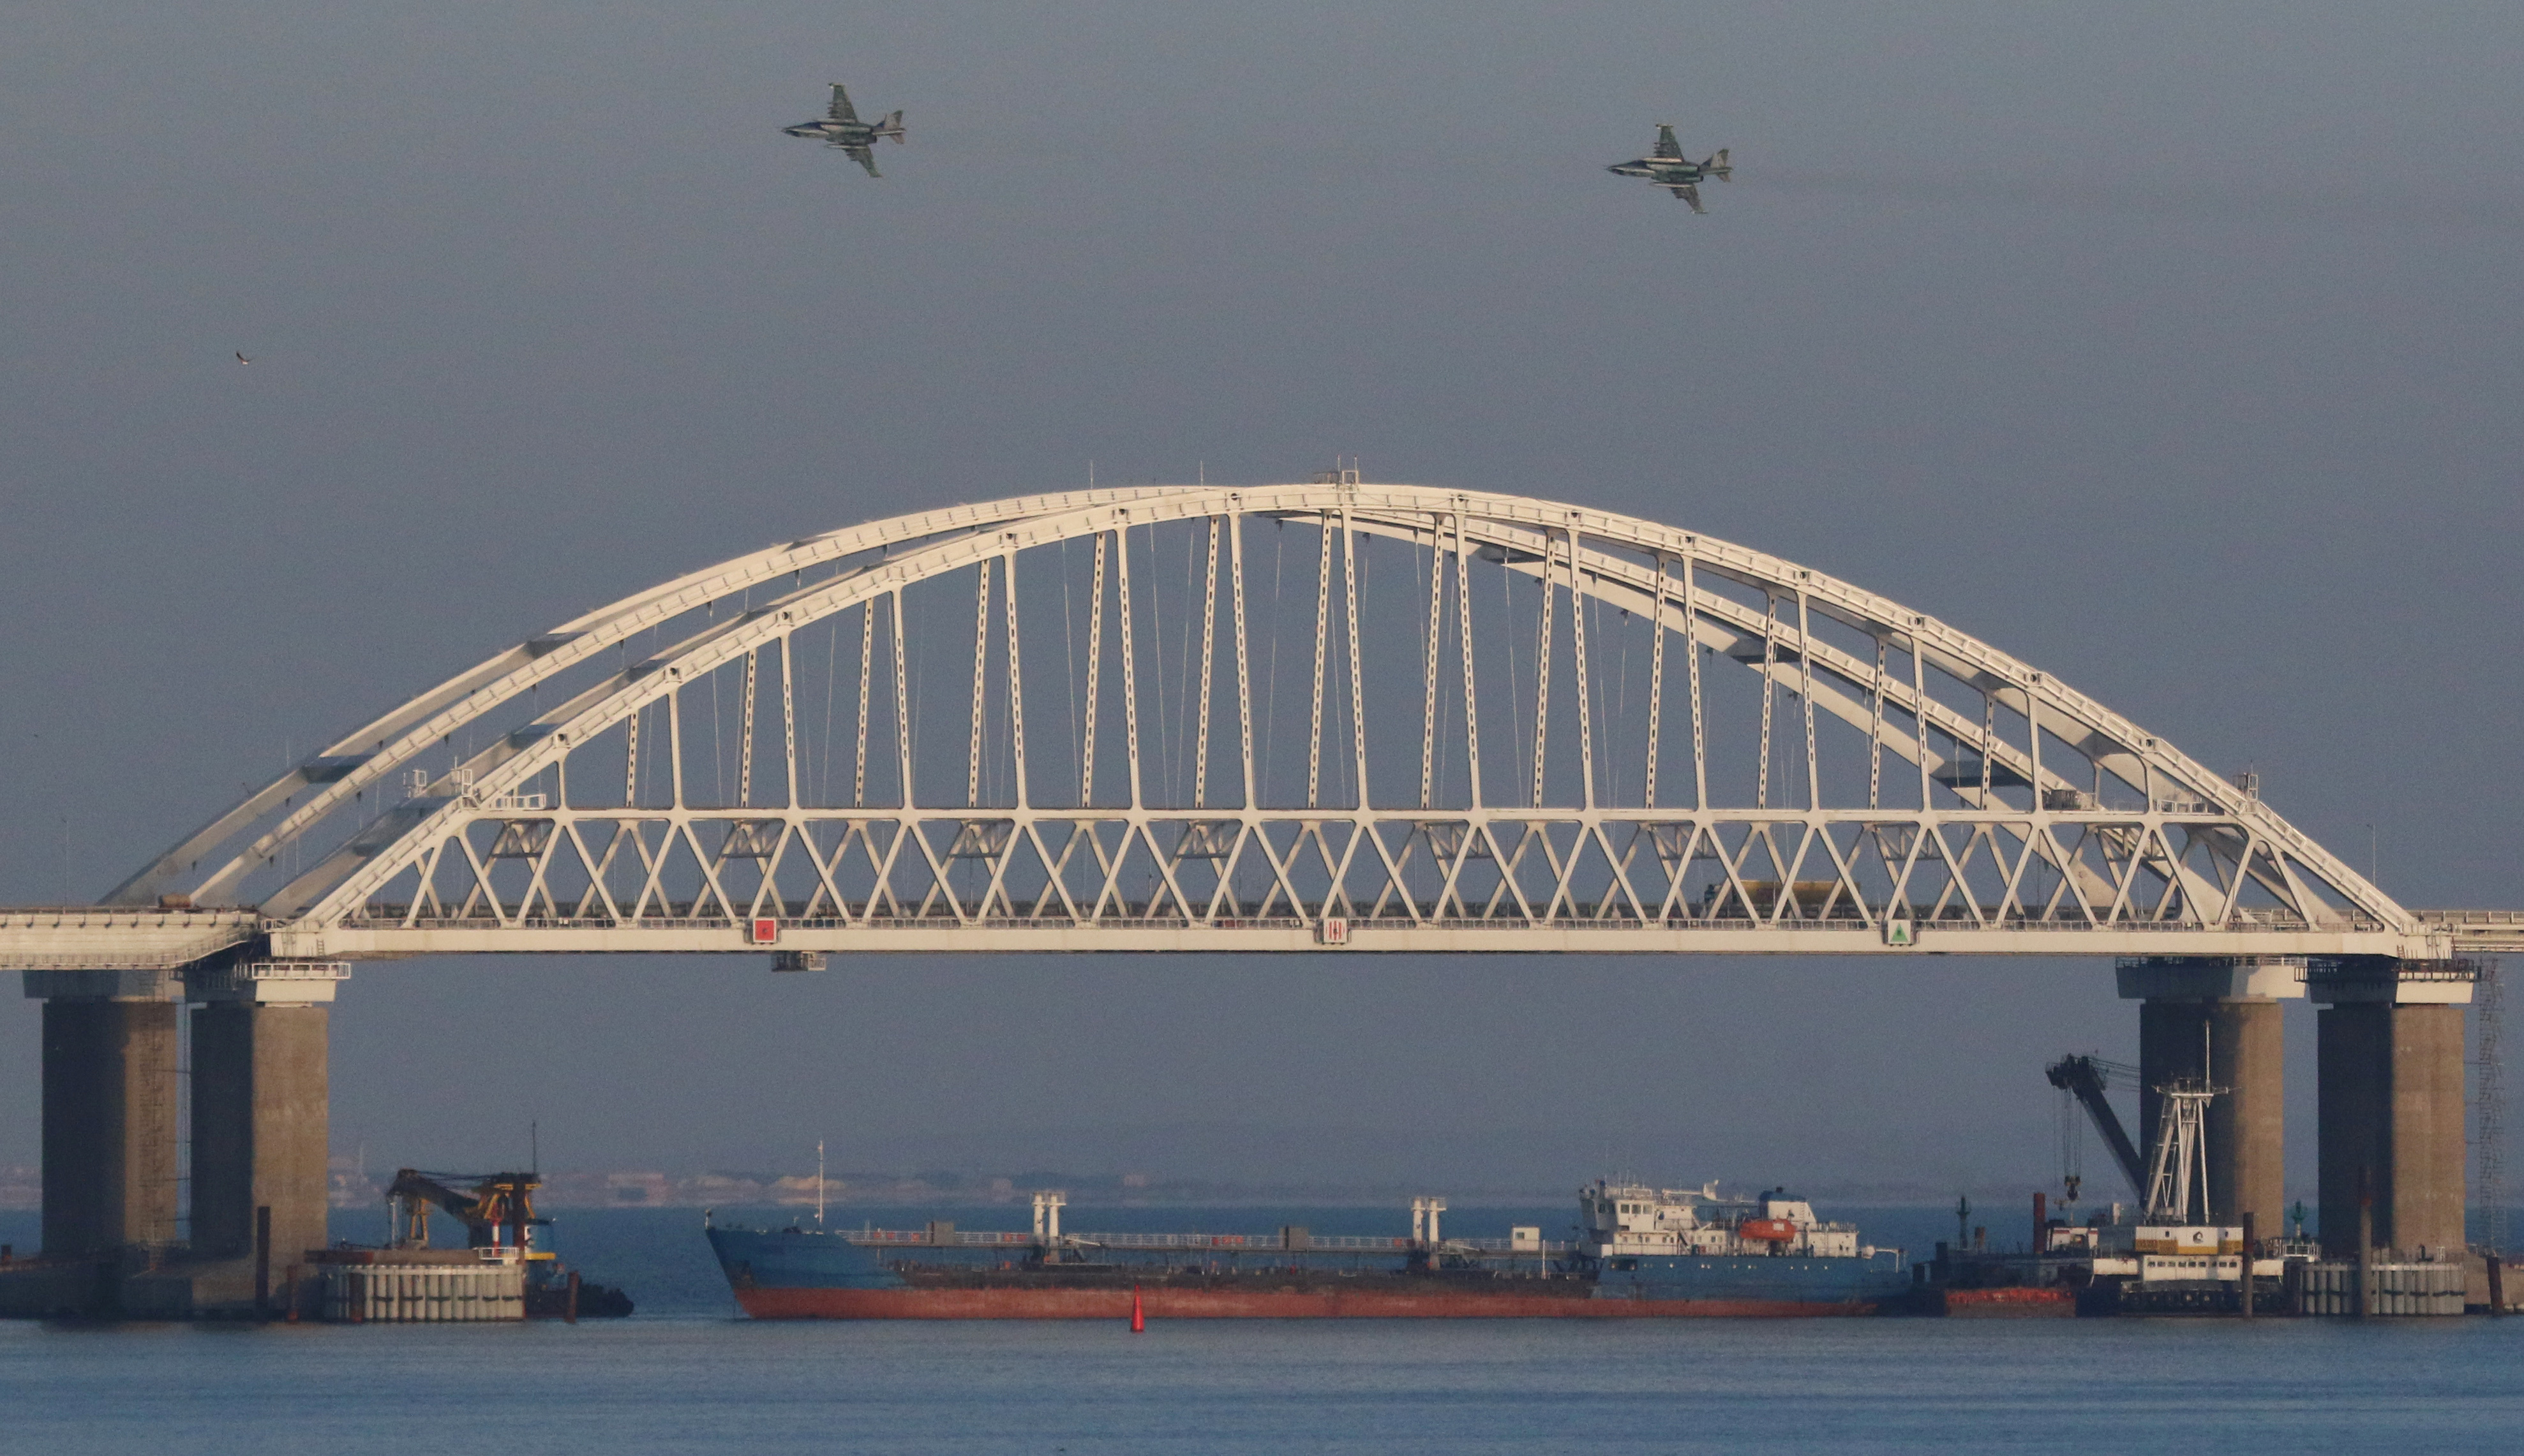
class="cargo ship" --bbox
[706,1179,1911,1318]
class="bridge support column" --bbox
[2117,958,2298,1231]
[23,970,183,1258]
[186,963,344,1289]
[2313,959,2472,1260]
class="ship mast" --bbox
[2142,1027,2225,1225]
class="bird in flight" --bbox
[234,352,253,364]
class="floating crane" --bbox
[382,1167,633,1318]
[2044,1055,2148,1200]
[385,1168,548,1253]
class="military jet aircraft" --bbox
[782,84,904,177]
[1606,126,1731,212]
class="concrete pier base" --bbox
[2117,958,2296,1231]
[2317,1000,2468,1259]
[8,960,346,1319]
[190,1003,332,1288]
[35,983,181,1258]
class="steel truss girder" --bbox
[104,483,2421,958]
[306,805,2403,949]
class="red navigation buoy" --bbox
[1130,1284,1146,1333]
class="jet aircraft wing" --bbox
[1654,124,1684,160]
[844,144,881,178]
[828,84,860,123]
[1669,183,1704,212]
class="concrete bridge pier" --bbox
[2117,957,2297,1232]
[8,960,343,1318]
[181,960,344,1312]
[2313,958,2472,1260]
[26,970,184,1259]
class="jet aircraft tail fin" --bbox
[881,110,905,141]
[1704,149,1732,180]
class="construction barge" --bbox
[1915,1052,2502,1318]
[309,1168,634,1322]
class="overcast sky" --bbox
[4,2,2520,1203]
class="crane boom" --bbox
[385,1168,548,1252]
[2045,1055,2147,1198]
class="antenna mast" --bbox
[816,1140,826,1229]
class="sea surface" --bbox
[5,1203,2524,1453]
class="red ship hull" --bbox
[732,1286,1882,1319]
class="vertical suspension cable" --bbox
[1531,532,1555,809]
[1869,637,1886,810]
[1176,526,1200,805]
[1981,690,1996,803]
[1306,517,1333,808]
[1230,507,1256,811]
[1003,544,1028,810]
[1083,533,1107,805]
[780,633,798,810]
[969,560,992,807]
[1758,593,1777,812]
[1062,538,1080,805]
[667,674,685,808]
[890,589,911,810]
[1453,507,1482,810]
[710,625,725,807]
[1195,518,1219,808]
[1262,530,1283,802]
[1503,551,1525,808]
[2026,678,2043,808]
[1685,555,1707,812]
[1116,521,1144,810]
[1797,591,1819,812]
[1152,524,1175,805]
[1911,624,1933,812]
[1645,553,1666,810]
[1569,524,1594,810]
[624,704,641,808]
[706,613,727,807]
[854,603,874,806]
[1420,517,1444,809]
[739,650,759,809]
[817,604,839,806]
[1608,598,1627,807]
[1341,505,1368,810]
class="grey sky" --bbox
[4,2,2520,1198]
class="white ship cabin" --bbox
[1581,1180,1862,1258]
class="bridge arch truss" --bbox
[107,482,2427,960]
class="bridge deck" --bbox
[5,904,2505,967]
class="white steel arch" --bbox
[96,481,2437,962]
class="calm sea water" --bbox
[6,1204,2523,1453]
